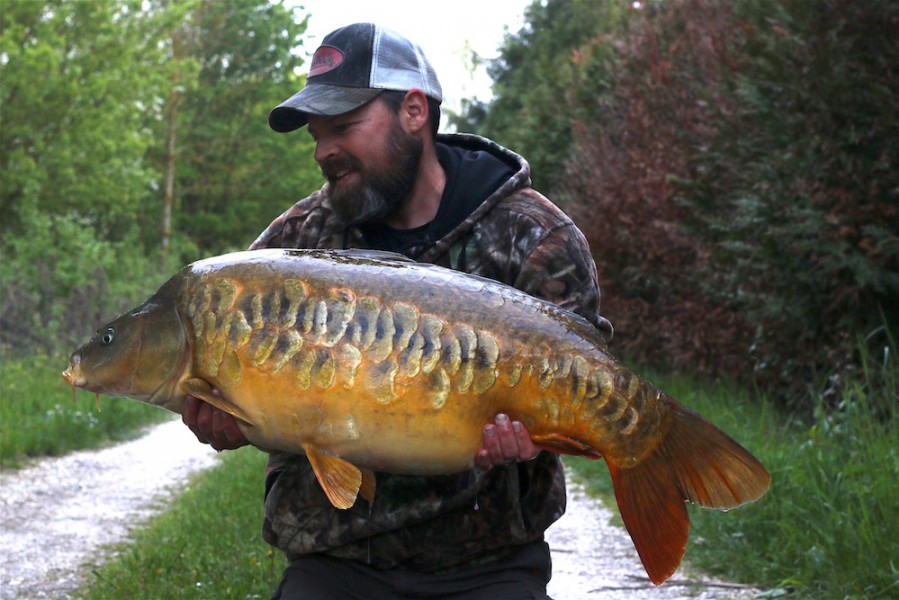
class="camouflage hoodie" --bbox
[250,132,613,573]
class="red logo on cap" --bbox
[309,46,344,77]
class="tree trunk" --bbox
[161,9,183,267]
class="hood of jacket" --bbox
[250,133,529,261]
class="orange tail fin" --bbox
[607,395,771,585]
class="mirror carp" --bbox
[62,248,770,585]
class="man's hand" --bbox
[474,413,540,470]
[182,394,249,452]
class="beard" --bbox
[322,120,423,226]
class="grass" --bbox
[0,353,169,468]
[568,364,899,598]
[75,446,287,599]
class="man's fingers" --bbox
[512,420,540,461]
[475,414,539,470]
[195,400,214,432]
[475,448,492,470]
[182,395,199,426]
[182,396,209,444]
[207,408,248,451]
[221,413,246,446]
[495,414,519,461]
[182,395,248,451]
[481,422,504,466]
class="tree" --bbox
[679,0,899,400]
[166,0,321,258]
[559,0,899,408]
[0,0,323,354]
[451,0,632,193]
[0,0,166,241]
[1,0,172,353]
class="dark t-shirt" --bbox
[359,143,515,255]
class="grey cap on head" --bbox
[269,23,443,133]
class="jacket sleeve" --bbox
[248,190,331,251]
[514,220,614,342]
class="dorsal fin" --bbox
[286,248,416,264]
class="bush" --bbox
[560,0,899,410]
[0,209,167,357]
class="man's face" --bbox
[308,98,423,226]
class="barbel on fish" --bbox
[62,248,770,585]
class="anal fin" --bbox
[303,443,363,510]
[531,433,603,459]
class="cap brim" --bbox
[268,84,383,132]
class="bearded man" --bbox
[182,22,613,599]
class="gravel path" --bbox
[546,478,759,599]
[0,419,220,599]
[1,420,758,599]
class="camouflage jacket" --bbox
[250,133,613,573]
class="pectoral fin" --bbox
[181,378,253,426]
[303,443,365,509]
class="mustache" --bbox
[320,155,362,180]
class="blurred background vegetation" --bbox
[1,0,321,357]
[2,1,897,596]
[3,0,896,416]
[454,0,898,413]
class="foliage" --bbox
[0,0,176,240]
[449,0,634,192]
[569,344,899,598]
[75,447,286,599]
[162,0,322,258]
[686,335,899,598]
[0,0,323,356]
[0,207,168,355]
[562,0,754,378]
[677,0,899,403]
[0,353,168,468]
[469,0,899,409]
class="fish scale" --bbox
[192,263,654,456]
[189,273,501,408]
[62,248,770,586]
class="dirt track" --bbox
[0,420,758,599]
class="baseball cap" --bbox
[269,23,443,133]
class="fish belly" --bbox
[226,369,493,474]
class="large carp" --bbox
[62,248,770,585]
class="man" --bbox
[183,22,613,599]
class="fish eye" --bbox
[102,328,115,345]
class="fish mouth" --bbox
[61,367,79,386]
[61,354,86,388]
[62,356,103,410]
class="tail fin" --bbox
[607,395,770,585]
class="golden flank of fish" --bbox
[62,248,770,585]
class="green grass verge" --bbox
[1,353,169,468]
[75,446,287,599]
[568,371,899,599]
